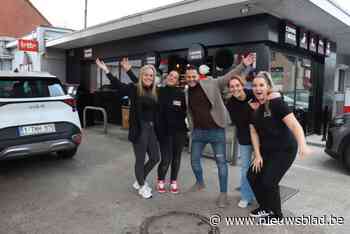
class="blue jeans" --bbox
[239,144,255,202]
[191,128,228,193]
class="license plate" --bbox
[18,124,56,136]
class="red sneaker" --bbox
[170,180,179,194]
[157,180,166,193]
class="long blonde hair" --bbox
[137,65,158,100]
[254,71,275,115]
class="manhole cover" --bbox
[140,211,220,234]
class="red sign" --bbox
[18,39,39,52]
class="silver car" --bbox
[325,113,350,172]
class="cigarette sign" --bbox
[18,39,38,52]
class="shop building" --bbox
[46,0,350,134]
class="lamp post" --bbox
[84,0,88,29]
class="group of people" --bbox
[95,52,310,220]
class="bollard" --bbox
[83,106,108,134]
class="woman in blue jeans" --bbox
[226,74,280,208]
[225,75,255,208]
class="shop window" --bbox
[338,70,345,92]
[270,51,311,111]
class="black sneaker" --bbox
[249,207,273,218]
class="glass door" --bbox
[270,51,314,135]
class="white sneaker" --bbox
[133,181,151,192]
[133,181,141,190]
[138,185,152,199]
[238,200,249,208]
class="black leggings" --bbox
[247,147,297,217]
[132,122,160,186]
[157,131,186,181]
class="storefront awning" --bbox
[46,0,350,54]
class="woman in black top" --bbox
[96,58,160,199]
[247,71,310,220]
[123,61,187,194]
[225,75,255,208]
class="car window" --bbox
[0,78,65,98]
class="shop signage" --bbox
[144,51,160,67]
[187,43,206,64]
[84,48,92,58]
[308,33,317,53]
[299,28,308,50]
[317,38,325,55]
[18,39,38,52]
[284,23,297,46]
[146,56,156,65]
[325,41,331,56]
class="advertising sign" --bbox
[299,28,308,50]
[18,39,38,52]
[317,38,325,55]
[284,22,297,46]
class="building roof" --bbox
[26,0,51,26]
[46,0,350,54]
[0,0,51,38]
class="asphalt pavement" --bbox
[0,125,349,234]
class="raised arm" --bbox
[121,57,138,83]
[282,113,311,159]
[217,53,255,91]
[96,58,131,96]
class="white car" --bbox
[0,71,82,160]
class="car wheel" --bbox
[343,145,350,173]
[57,147,77,159]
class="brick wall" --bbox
[0,0,51,38]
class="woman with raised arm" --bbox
[225,75,256,208]
[247,71,311,220]
[120,58,187,194]
[96,58,160,199]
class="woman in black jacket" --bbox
[122,60,187,194]
[96,58,160,199]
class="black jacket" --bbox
[106,73,161,143]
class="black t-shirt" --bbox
[250,98,297,152]
[226,89,254,145]
[137,94,157,122]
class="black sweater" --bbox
[158,86,187,136]
[106,72,160,143]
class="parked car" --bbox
[325,113,350,172]
[0,71,82,160]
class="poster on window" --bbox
[270,67,284,91]
[234,52,256,68]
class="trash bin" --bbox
[121,106,130,129]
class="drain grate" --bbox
[140,211,220,234]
